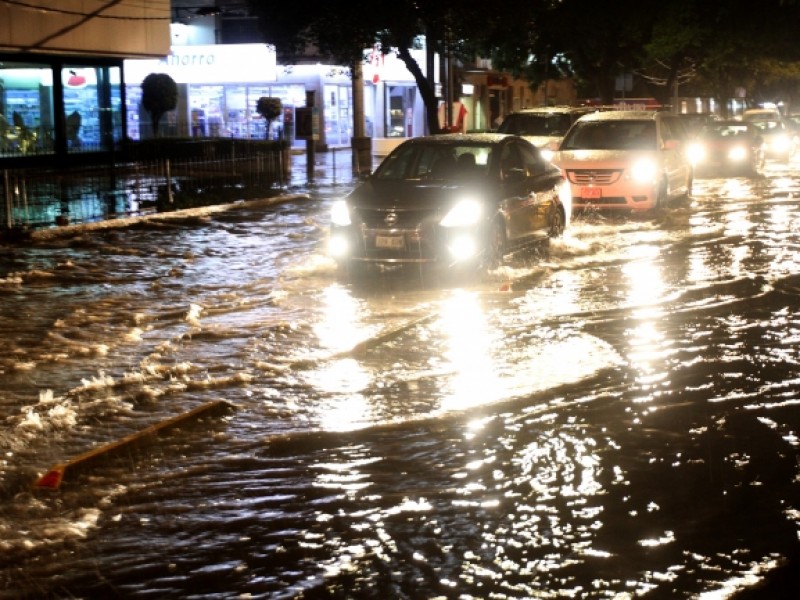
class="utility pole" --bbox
[305,90,315,183]
[351,59,371,176]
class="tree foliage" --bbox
[141,73,178,137]
[246,0,800,125]
[492,0,800,108]
[256,97,283,138]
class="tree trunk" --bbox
[396,46,441,135]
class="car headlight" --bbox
[448,234,479,260]
[328,234,350,258]
[687,143,705,164]
[441,198,482,228]
[540,148,555,162]
[330,199,351,226]
[728,145,747,162]
[557,179,572,226]
[630,158,658,184]
[771,135,791,152]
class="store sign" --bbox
[124,44,278,84]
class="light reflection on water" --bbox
[2,168,800,596]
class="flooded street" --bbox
[2,155,800,598]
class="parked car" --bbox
[553,110,693,212]
[328,133,570,278]
[686,120,765,177]
[496,106,597,160]
[749,119,796,160]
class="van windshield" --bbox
[560,120,657,151]
[498,113,573,137]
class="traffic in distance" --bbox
[328,103,798,282]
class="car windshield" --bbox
[702,124,751,138]
[752,120,784,132]
[374,143,493,181]
[497,113,573,137]
[561,120,657,151]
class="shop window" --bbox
[62,65,123,153]
[188,84,224,138]
[0,62,55,156]
[324,84,352,146]
[386,86,415,138]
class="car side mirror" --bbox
[504,167,526,183]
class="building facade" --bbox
[0,0,170,162]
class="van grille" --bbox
[566,169,622,185]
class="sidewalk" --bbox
[287,146,379,192]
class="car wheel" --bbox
[548,205,565,238]
[483,219,506,271]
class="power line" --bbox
[1,0,169,21]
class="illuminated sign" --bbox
[124,44,278,84]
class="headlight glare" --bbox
[728,145,747,162]
[771,135,791,152]
[330,200,351,226]
[441,198,482,228]
[448,234,479,260]
[687,143,705,164]
[630,158,658,183]
[328,234,350,258]
[558,179,572,227]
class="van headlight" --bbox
[330,199,351,226]
[728,145,747,162]
[771,134,791,153]
[687,143,705,164]
[630,158,658,184]
[441,198,482,228]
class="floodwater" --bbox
[1,157,800,599]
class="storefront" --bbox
[0,56,124,158]
[124,44,359,150]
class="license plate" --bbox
[581,186,602,199]
[375,235,405,250]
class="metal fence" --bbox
[1,141,289,233]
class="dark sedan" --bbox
[328,133,570,278]
[686,120,765,177]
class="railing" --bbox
[1,140,289,233]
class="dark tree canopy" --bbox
[141,73,178,137]
[486,0,800,108]
[246,0,800,125]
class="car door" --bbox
[518,141,561,238]
[498,141,538,242]
[660,116,691,194]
